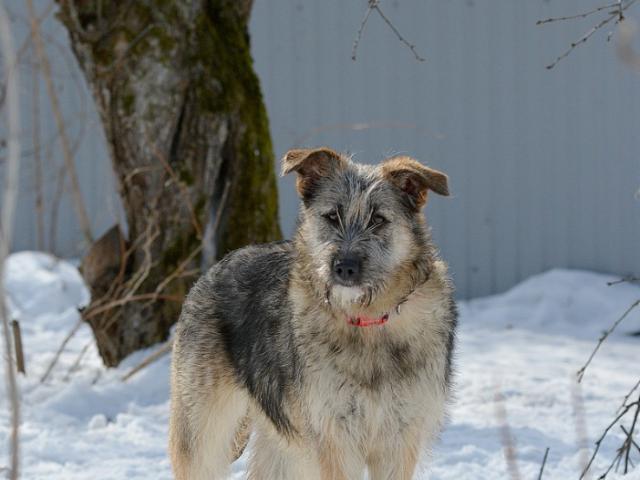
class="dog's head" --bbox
[283,147,450,311]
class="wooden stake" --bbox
[11,320,25,375]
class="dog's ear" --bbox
[281,147,346,200]
[382,156,449,210]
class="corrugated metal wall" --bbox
[3,0,640,298]
[250,0,640,298]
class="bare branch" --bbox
[624,404,640,473]
[40,316,83,383]
[122,181,232,382]
[352,0,425,62]
[592,401,640,477]
[547,14,618,70]
[0,1,54,108]
[63,340,91,381]
[577,299,640,382]
[145,131,203,240]
[352,1,375,61]
[540,0,639,70]
[41,291,181,383]
[121,340,172,382]
[373,2,425,62]
[607,275,640,286]
[31,51,45,250]
[0,1,22,477]
[619,379,640,414]
[47,161,66,252]
[580,395,640,479]
[537,3,620,25]
[537,447,550,480]
[26,0,93,244]
[83,293,182,322]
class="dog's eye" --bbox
[370,214,388,227]
[323,211,339,225]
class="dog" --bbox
[169,147,457,480]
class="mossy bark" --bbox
[57,0,281,367]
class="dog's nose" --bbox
[333,256,362,284]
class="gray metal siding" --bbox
[250,0,640,298]
[3,0,640,298]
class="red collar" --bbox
[347,312,389,327]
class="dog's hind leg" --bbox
[169,382,249,480]
[168,389,192,480]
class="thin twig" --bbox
[154,246,202,296]
[47,161,65,252]
[41,292,181,383]
[580,397,640,479]
[146,131,203,240]
[121,222,159,297]
[618,0,626,21]
[537,3,620,25]
[82,293,182,322]
[26,0,94,244]
[352,0,425,62]
[121,339,172,382]
[31,55,45,250]
[122,181,232,382]
[352,1,375,61]
[543,0,639,70]
[620,426,640,454]
[624,401,640,473]
[0,1,54,107]
[593,399,640,477]
[155,180,230,297]
[619,378,640,414]
[577,299,640,382]
[537,447,550,480]
[0,2,22,477]
[547,14,617,70]
[373,1,425,62]
[63,340,91,381]
[40,316,83,383]
[607,276,640,286]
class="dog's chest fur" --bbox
[289,261,453,449]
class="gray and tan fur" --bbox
[169,148,457,479]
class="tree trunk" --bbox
[56,0,281,367]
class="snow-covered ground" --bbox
[1,251,639,479]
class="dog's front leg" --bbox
[367,424,424,480]
[317,437,366,480]
[367,444,420,480]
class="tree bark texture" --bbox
[57,0,281,366]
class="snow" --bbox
[1,251,640,479]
